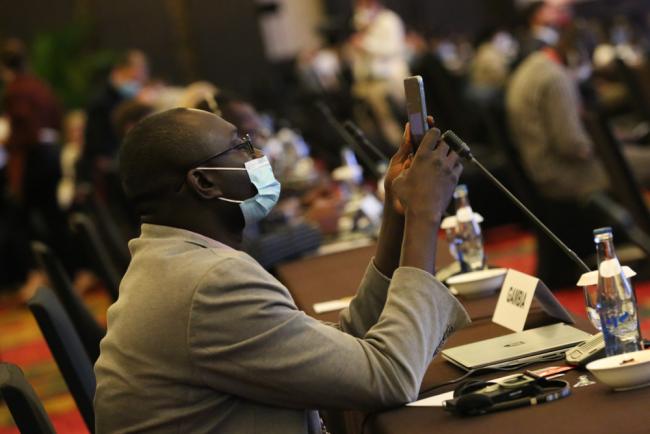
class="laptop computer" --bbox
[442,323,593,371]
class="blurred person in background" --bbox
[1,39,63,200]
[348,0,409,146]
[80,49,149,185]
[112,99,155,140]
[57,110,86,211]
[297,21,348,96]
[177,81,219,110]
[508,23,650,204]
[507,22,650,285]
[518,0,573,59]
[434,35,475,76]
[0,38,75,297]
[468,27,519,97]
[404,30,428,70]
[197,91,316,187]
[593,15,646,70]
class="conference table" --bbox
[276,240,650,434]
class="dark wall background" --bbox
[0,0,271,96]
[187,0,271,95]
[89,0,183,82]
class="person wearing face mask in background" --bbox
[79,50,149,188]
[516,0,572,61]
[94,107,469,434]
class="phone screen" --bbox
[404,76,429,149]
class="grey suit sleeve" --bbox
[187,254,470,411]
[338,259,392,337]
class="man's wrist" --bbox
[382,192,404,217]
[405,209,442,228]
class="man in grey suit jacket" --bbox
[94,108,470,433]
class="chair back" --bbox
[615,58,650,122]
[28,287,96,432]
[70,213,120,301]
[85,194,131,273]
[584,110,650,235]
[477,94,544,213]
[31,241,105,363]
[0,363,56,434]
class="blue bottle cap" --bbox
[593,227,613,236]
[453,184,468,198]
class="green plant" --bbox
[30,21,117,109]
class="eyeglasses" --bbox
[190,134,256,168]
[177,134,256,192]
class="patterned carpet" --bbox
[0,290,110,434]
[1,225,649,433]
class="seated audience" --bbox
[517,0,572,59]
[349,0,409,145]
[94,108,469,433]
[57,110,86,211]
[507,27,650,202]
[196,92,316,186]
[80,49,149,183]
[507,23,650,286]
[468,27,518,96]
[0,38,76,295]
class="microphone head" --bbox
[442,130,473,161]
[343,120,361,138]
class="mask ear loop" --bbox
[193,167,247,204]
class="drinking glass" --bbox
[582,284,602,331]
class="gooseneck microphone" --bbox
[314,102,382,179]
[343,120,390,163]
[442,130,590,273]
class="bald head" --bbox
[119,108,237,210]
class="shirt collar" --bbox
[139,223,234,250]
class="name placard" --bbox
[492,269,574,332]
[492,269,536,331]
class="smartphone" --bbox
[404,75,429,150]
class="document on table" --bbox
[407,391,454,407]
[313,297,353,313]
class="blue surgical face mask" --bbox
[117,80,141,98]
[197,155,281,226]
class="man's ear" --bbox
[186,169,223,199]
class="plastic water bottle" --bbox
[594,227,643,356]
[453,185,485,272]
